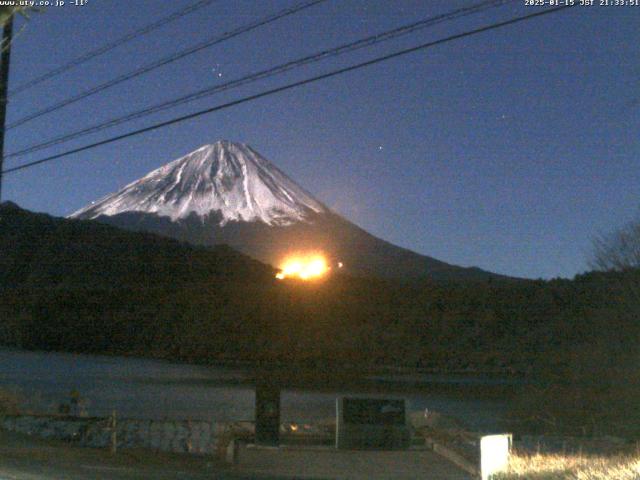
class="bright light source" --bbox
[275,253,330,281]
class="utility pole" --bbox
[0,13,13,202]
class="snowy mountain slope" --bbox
[71,141,505,281]
[71,140,327,226]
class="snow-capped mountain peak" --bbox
[70,140,327,226]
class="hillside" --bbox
[0,201,274,289]
[1,201,529,367]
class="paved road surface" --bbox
[236,444,472,480]
[0,429,471,479]
[0,430,283,480]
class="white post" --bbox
[480,434,512,480]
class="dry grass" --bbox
[495,451,640,480]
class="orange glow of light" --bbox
[275,254,330,281]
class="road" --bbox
[0,428,471,479]
[0,429,291,480]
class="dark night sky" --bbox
[3,0,638,279]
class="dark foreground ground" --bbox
[0,429,284,480]
[0,428,473,480]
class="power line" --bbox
[2,5,574,177]
[9,0,219,97]
[5,0,328,130]
[5,0,514,160]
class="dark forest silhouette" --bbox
[1,202,638,437]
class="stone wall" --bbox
[1,414,229,454]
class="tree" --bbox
[590,216,640,271]
[0,6,39,26]
[589,215,640,323]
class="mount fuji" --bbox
[71,140,500,281]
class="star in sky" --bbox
[211,63,223,78]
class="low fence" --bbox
[0,414,230,454]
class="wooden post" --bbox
[110,409,117,454]
[255,381,280,446]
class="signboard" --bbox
[336,397,410,450]
[343,398,406,425]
